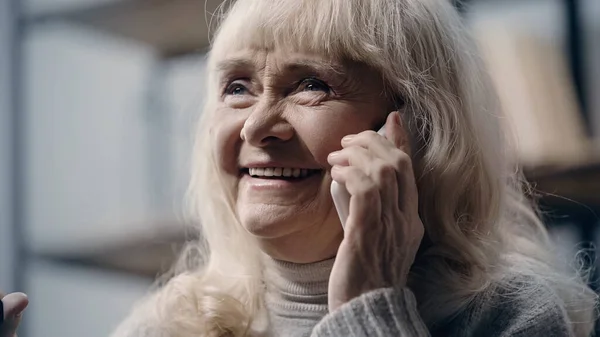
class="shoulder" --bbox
[434,273,575,337]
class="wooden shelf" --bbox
[32,0,225,57]
[37,224,194,278]
[524,157,600,208]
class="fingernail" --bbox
[342,135,354,143]
[328,151,339,159]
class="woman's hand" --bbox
[1,292,28,337]
[326,111,424,311]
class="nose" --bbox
[241,103,294,147]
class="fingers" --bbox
[331,120,418,213]
[342,112,410,158]
[328,146,399,212]
[331,165,381,234]
[0,316,21,337]
[1,293,28,337]
[2,293,28,318]
[384,111,411,155]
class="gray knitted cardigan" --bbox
[264,258,576,337]
[112,258,579,337]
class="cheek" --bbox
[298,105,379,166]
[303,127,346,166]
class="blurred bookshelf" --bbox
[473,21,600,210]
[7,1,598,336]
[37,224,194,278]
[27,0,224,57]
[16,0,600,278]
[525,158,600,208]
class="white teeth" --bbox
[248,167,315,178]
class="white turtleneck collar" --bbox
[262,255,335,336]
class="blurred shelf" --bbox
[37,223,194,278]
[28,0,224,57]
[524,156,600,208]
[35,159,600,278]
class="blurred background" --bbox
[0,0,599,336]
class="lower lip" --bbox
[240,172,322,190]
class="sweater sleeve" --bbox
[311,288,431,337]
[446,283,577,337]
[503,300,574,337]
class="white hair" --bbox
[112,1,597,336]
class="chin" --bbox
[238,204,312,238]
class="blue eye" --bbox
[225,82,249,95]
[300,78,330,93]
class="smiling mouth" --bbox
[241,167,322,180]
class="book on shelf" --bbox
[472,22,591,170]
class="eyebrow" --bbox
[282,58,346,76]
[216,57,346,77]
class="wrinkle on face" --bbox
[211,48,395,262]
[216,50,383,104]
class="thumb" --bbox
[384,111,411,155]
[1,293,28,337]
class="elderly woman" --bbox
[4,0,592,336]
[108,0,597,336]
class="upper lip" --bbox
[240,161,322,170]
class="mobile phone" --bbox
[330,124,386,229]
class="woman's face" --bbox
[212,48,391,260]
